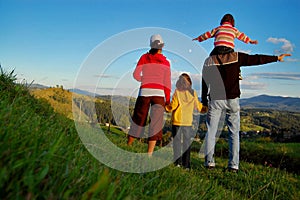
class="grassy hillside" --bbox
[30,86,96,122]
[30,86,74,119]
[1,68,300,199]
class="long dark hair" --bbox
[176,73,194,96]
[220,13,235,27]
[149,48,160,55]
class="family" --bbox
[127,14,291,172]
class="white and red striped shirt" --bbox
[196,22,251,49]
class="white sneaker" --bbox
[204,162,215,169]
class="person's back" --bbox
[134,52,170,93]
[166,89,202,126]
[201,52,279,104]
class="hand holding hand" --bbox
[278,54,291,62]
[165,104,171,113]
[200,105,208,114]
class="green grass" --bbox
[1,68,300,199]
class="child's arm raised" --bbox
[249,40,258,44]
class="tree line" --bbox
[73,95,300,142]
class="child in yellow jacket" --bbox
[165,73,204,169]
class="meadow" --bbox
[1,68,299,199]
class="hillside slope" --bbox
[0,69,104,198]
[30,87,94,121]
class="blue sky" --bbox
[1,0,299,98]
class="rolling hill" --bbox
[30,87,95,121]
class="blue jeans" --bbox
[204,98,240,169]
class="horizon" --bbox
[30,83,300,100]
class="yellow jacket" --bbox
[165,89,203,126]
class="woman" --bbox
[127,34,171,156]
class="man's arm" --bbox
[239,53,291,66]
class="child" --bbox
[165,73,204,169]
[193,13,258,79]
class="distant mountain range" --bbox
[28,83,49,89]
[240,94,300,112]
[69,89,300,112]
[68,88,96,97]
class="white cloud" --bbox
[267,37,294,53]
[170,70,202,91]
[286,58,299,62]
[94,74,119,79]
[251,72,300,81]
[240,80,266,90]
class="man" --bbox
[201,52,291,172]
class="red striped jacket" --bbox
[197,22,251,48]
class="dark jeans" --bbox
[210,46,234,56]
[172,125,193,169]
[128,96,165,141]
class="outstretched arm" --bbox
[277,54,291,62]
[239,52,291,66]
[192,28,216,42]
[249,40,258,44]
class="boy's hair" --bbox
[220,13,235,27]
[176,73,194,96]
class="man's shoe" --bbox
[204,162,215,170]
[205,166,215,170]
[227,167,238,173]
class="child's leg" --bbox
[172,125,182,165]
[210,46,234,56]
[239,71,243,80]
[209,46,219,56]
[182,126,192,169]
